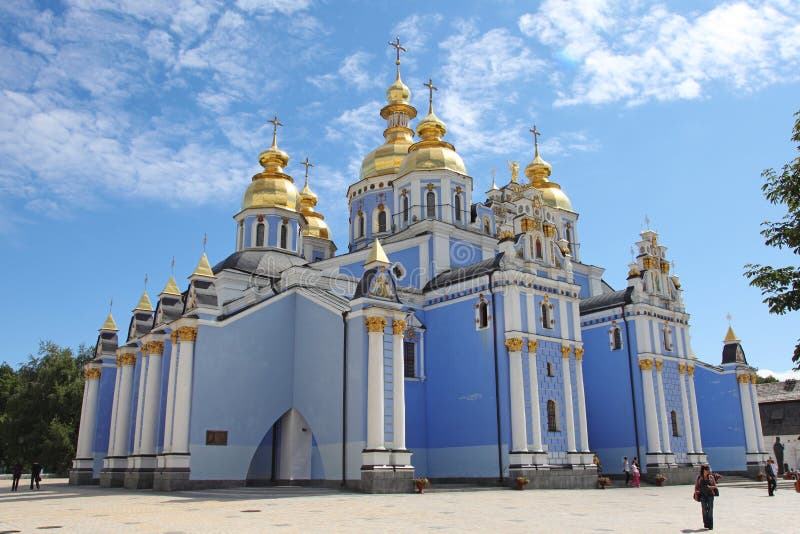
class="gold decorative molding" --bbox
[527,340,538,353]
[497,230,515,240]
[638,359,653,371]
[170,330,179,344]
[678,364,686,375]
[84,368,102,380]
[147,341,165,355]
[737,374,750,384]
[655,360,663,372]
[505,338,524,352]
[177,326,198,342]
[118,353,136,366]
[543,222,556,238]
[574,347,585,361]
[561,345,572,359]
[687,365,695,376]
[750,374,758,384]
[392,319,407,335]
[365,316,387,333]
[140,344,149,357]
[642,256,657,270]
[660,260,670,274]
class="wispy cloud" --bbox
[758,368,800,381]
[325,101,384,178]
[520,0,800,106]
[308,51,381,91]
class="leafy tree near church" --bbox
[0,341,92,474]
[744,110,800,370]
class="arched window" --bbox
[483,217,491,235]
[547,400,559,431]
[403,340,415,378]
[358,213,365,238]
[610,324,623,351]
[535,238,543,259]
[237,222,244,249]
[546,362,554,377]
[378,209,387,233]
[280,223,288,249]
[426,190,436,219]
[541,298,554,329]
[478,301,488,329]
[671,410,680,436]
[454,193,462,221]
[402,195,409,223]
[256,222,265,247]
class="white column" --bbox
[76,368,102,458]
[737,374,758,452]
[131,345,148,455]
[140,341,164,455]
[678,364,695,453]
[639,358,662,453]
[365,317,386,450]
[686,366,703,452]
[162,331,180,453]
[574,347,590,452]
[527,340,544,452]
[391,319,407,451]
[171,326,197,454]
[655,360,672,454]
[748,375,766,452]
[107,364,122,456]
[506,338,528,452]
[113,353,137,457]
[561,345,577,452]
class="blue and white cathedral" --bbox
[70,41,768,492]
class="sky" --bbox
[0,0,798,378]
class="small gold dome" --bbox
[386,73,411,105]
[525,153,552,184]
[242,132,299,211]
[360,139,413,180]
[299,178,332,240]
[398,110,467,177]
[538,183,573,211]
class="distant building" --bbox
[757,379,800,472]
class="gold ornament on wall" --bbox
[505,338,524,352]
[561,345,572,358]
[655,360,664,372]
[147,341,165,355]
[638,359,653,371]
[365,316,387,332]
[574,347,585,361]
[392,319,407,335]
[178,326,198,342]
[84,368,102,380]
[527,340,538,353]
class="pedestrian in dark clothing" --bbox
[694,465,718,530]
[11,462,22,491]
[766,458,777,496]
[30,462,41,490]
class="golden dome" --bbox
[525,153,552,184]
[360,137,414,180]
[242,120,299,211]
[524,127,572,211]
[299,175,331,240]
[398,109,467,177]
[386,73,411,105]
[538,182,573,211]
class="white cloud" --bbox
[520,0,800,106]
[325,101,383,178]
[391,13,444,57]
[236,0,312,15]
[758,369,800,381]
[308,52,380,91]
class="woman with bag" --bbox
[694,465,718,530]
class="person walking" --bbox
[11,461,22,491]
[29,462,41,490]
[622,456,630,486]
[766,458,777,496]
[694,465,718,530]
[631,459,641,488]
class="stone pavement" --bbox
[0,479,795,533]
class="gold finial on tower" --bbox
[388,35,406,75]
[530,124,542,157]
[300,156,314,188]
[423,77,438,114]
[267,114,283,147]
[644,214,651,230]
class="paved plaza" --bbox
[0,478,796,533]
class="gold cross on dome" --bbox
[423,78,438,113]
[267,114,283,146]
[301,157,314,184]
[530,124,542,154]
[726,312,732,324]
[388,36,406,65]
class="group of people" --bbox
[622,456,641,487]
[9,461,42,491]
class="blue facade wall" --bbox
[695,367,746,471]
[92,363,117,475]
[449,238,482,268]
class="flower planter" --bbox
[416,482,425,494]
[517,481,526,491]
[655,479,665,486]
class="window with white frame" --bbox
[541,295,555,329]
[609,321,623,350]
[475,294,490,330]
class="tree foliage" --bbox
[744,110,800,369]
[755,374,778,384]
[0,341,92,474]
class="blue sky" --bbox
[1,0,798,377]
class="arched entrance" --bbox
[246,408,319,485]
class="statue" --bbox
[506,160,519,183]
[773,436,785,475]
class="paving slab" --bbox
[0,479,795,533]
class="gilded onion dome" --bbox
[525,126,572,211]
[359,39,418,180]
[242,116,299,212]
[397,80,467,177]
[299,171,331,240]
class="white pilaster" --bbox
[391,319,408,462]
[686,366,703,452]
[113,353,137,457]
[76,368,102,458]
[678,364,695,453]
[131,345,149,456]
[655,360,672,454]
[574,347,589,452]
[107,365,122,456]
[171,326,197,455]
[140,341,164,455]
[162,332,179,454]
[639,358,662,454]
[561,345,577,452]
[748,375,766,453]
[506,338,528,453]
[737,373,758,452]
[527,340,544,455]
[365,316,386,451]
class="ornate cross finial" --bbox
[423,77,438,114]
[267,114,283,147]
[644,214,650,229]
[301,156,313,186]
[171,256,175,275]
[726,312,732,324]
[203,232,207,252]
[388,36,406,71]
[530,124,542,156]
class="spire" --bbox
[415,78,447,142]
[100,312,119,332]
[388,35,406,79]
[489,168,499,190]
[299,157,332,240]
[364,238,390,268]
[133,291,153,312]
[723,326,739,343]
[524,124,552,185]
[160,276,182,296]
[190,252,215,279]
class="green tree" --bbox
[755,374,778,384]
[745,110,800,370]
[0,341,93,474]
